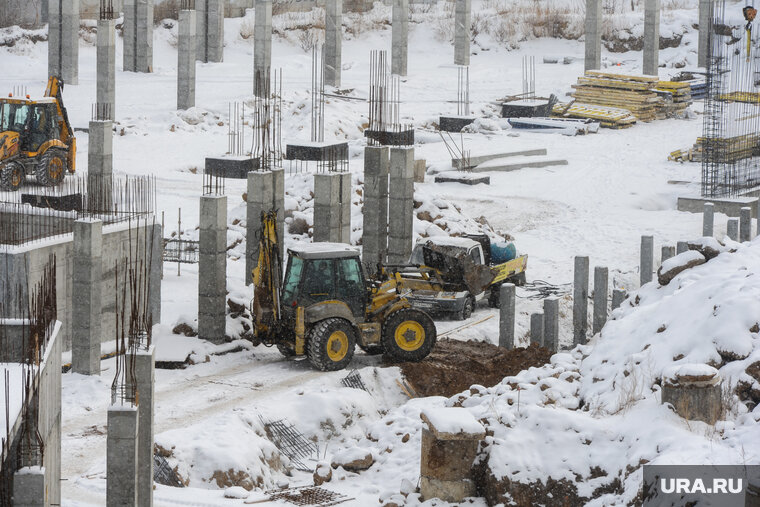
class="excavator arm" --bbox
[251,210,283,342]
[44,76,76,172]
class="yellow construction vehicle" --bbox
[251,211,437,371]
[0,76,76,191]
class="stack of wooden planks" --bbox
[569,70,663,122]
[551,101,637,129]
[655,81,693,118]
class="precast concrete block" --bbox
[727,218,739,241]
[107,405,139,507]
[611,288,626,310]
[530,313,544,346]
[661,245,675,263]
[543,297,558,352]
[133,347,155,507]
[640,235,654,285]
[740,206,752,242]
[676,241,688,254]
[13,466,46,507]
[592,265,607,335]
[573,256,589,345]
[498,283,515,349]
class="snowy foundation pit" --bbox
[661,364,723,425]
[419,408,485,503]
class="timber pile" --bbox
[694,134,760,162]
[655,81,693,118]
[551,102,637,129]
[569,70,662,122]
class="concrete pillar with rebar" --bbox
[88,120,113,209]
[325,0,342,87]
[698,0,712,68]
[246,170,284,284]
[640,235,654,285]
[388,147,414,264]
[177,8,197,110]
[254,0,272,95]
[198,194,227,344]
[72,219,103,376]
[543,297,559,352]
[196,0,224,63]
[314,173,341,243]
[48,0,80,84]
[362,146,390,275]
[584,0,602,71]
[97,19,116,117]
[123,0,153,72]
[573,256,589,345]
[643,0,660,76]
[499,283,515,349]
[107,404,139,506]
[454,0,470,66]
[592,265,607,335]
[392,0,408,76]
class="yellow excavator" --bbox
[251,211,437,371]
[0,76,76,191]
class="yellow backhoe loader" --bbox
[0,76,76,191]
[251,211,437,371]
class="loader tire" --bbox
[457,296,474,320]
[35,149,66,187]
[306,318,356,371]
[0,162,24,191]
[381,308,436,362]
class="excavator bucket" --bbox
[422,243,494,295]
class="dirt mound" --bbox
[394,339,552,398]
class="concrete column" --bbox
[498,283,515,349]
[13,466,46,507]
[48,0,79,83]
[97,19,116,118]
[611,288,626,310]
[592,265,607,335]
[543,297,558,353]
[643,0,660,76]
[198,195,227,344]
[253,0,273,96]
[246,171,273,286]
[88,120,114,211]
[676,241,688,255]
[107,405,139,506]
[272,168,285,261]
[391,0,408,76]
[177,9,197,111]
[362,147,390,275]
[388,147,414,264]
[661,246,676,263]
[196,0,224,63]
[698,0,712,68]
[314,173,341,243]
[133,348,155,507]
[72,219,102,376]
[573,256,589,346]
[149,223,163,324]
[727,218,739,241]
[325,0,342,87]
[584,0,602,71]
[703,202,714,237]
[123,0,153,72]
[640,235,653,286]
[454,0,470,66]
[740,206,752,242]
[338,172,352,243]
[530,313,544,346]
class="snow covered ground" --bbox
[2,0,760,504]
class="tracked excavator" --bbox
[250,211,437,371]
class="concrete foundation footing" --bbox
[662,368,722,425]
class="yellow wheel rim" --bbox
[49,157,64,179]
[394,320,425,352]
[11,168,21,186]
[326,330,349,362]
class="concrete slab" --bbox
[677,196,759,218]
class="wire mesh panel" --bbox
[162,239,199,264]
[267,486,352,506]
[340,369,368,392]
[262,417,319,472]
[153,453,184,487]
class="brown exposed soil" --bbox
[394,340,552,398]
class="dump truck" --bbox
[396,234,528,320]
[0,76,76,191]
[250,211,437,371]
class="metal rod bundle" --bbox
[251,67,283,171]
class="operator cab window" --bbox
[335,257,365,316]
[468,246,482,265]
[301,258,335,304]
[281,256,304,307]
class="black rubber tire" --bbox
[488,285,500,308]
[276,341,296,358]
[458,296,474,320]
[306,318,356,371]
[35,149,67,187]
[0,162,24,191]
[512,271,527,287]
[358,343,384,356]
[381,308,437,362]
